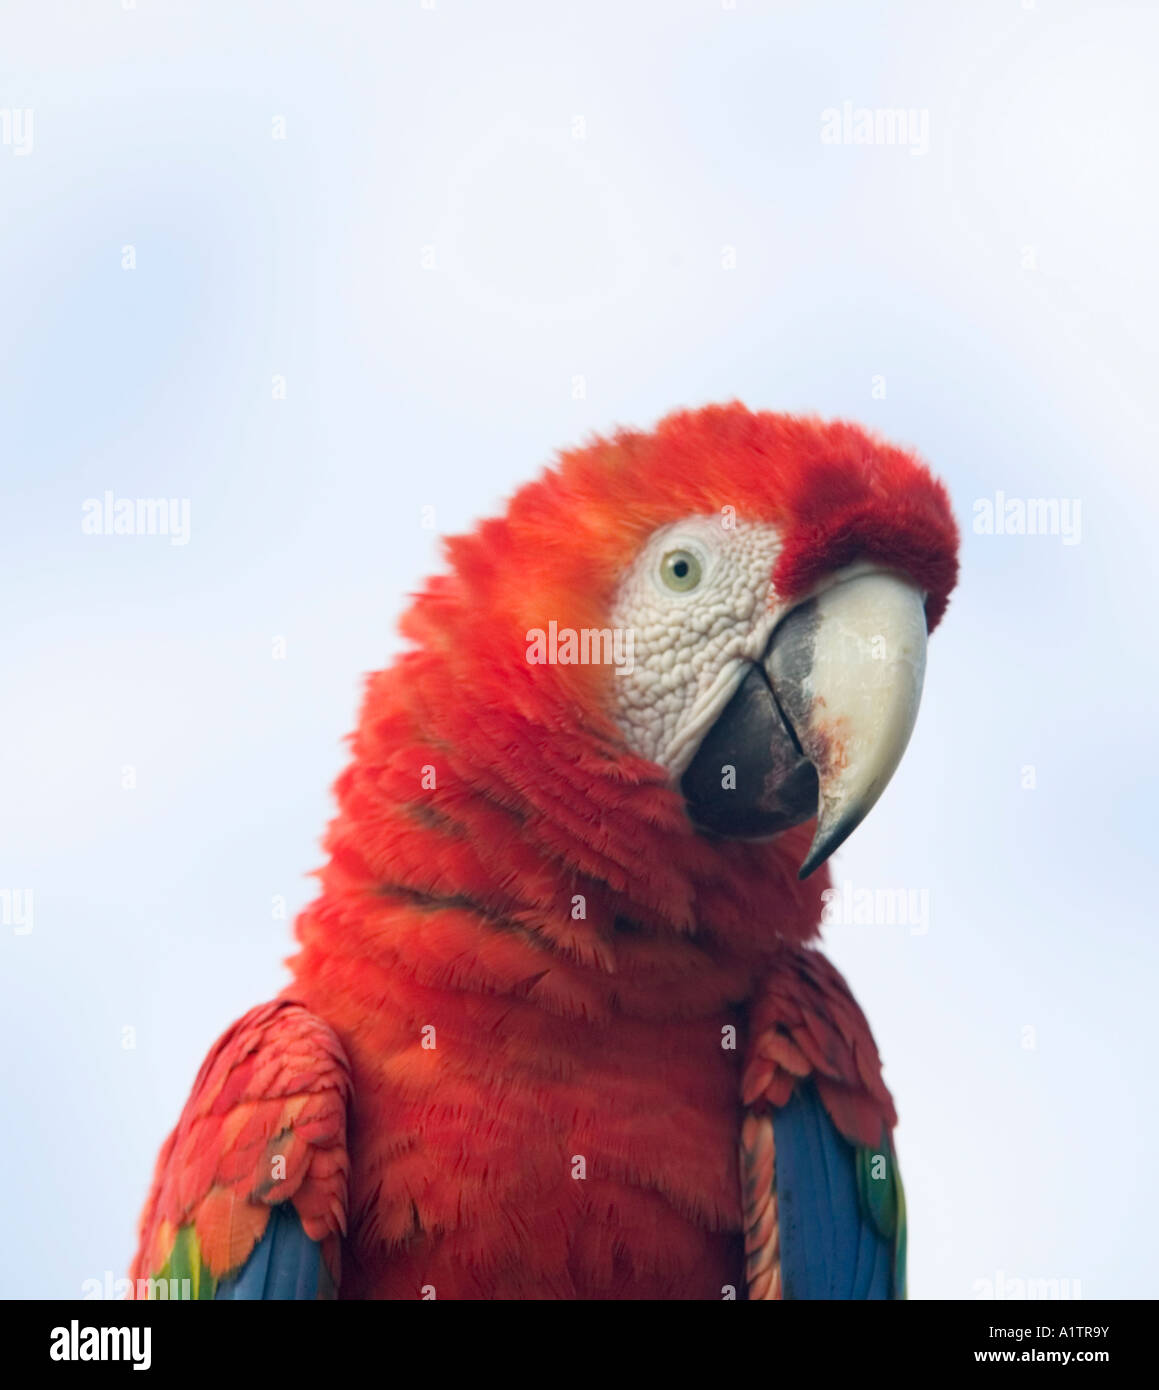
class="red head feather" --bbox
[403,402,957,745]
[299,401,958,970]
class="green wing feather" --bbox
[153,1225,217,1301]
[856,1140,908,1299]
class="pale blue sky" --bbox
[2,0,1156,1298]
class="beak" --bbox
[680,571,928,879]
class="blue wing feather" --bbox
[214,1204,325,1301]
[772,1083,895,1299]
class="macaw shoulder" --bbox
[741,948,906,1300]
[744,947,897,1143]
[129,999,351,1300]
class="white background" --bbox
[2,0,1156,1298]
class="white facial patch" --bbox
[607,516,785,776]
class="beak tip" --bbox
[797,849,824,881]
[797,809,860,881]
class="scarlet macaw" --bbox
[130,403,958,1299]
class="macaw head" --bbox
[398,403,957,926]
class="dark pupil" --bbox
[673,559,689,578]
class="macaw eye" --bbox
[660,549,702,592]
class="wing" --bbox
[129,999,351,1300]
[739,948,906,1300]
